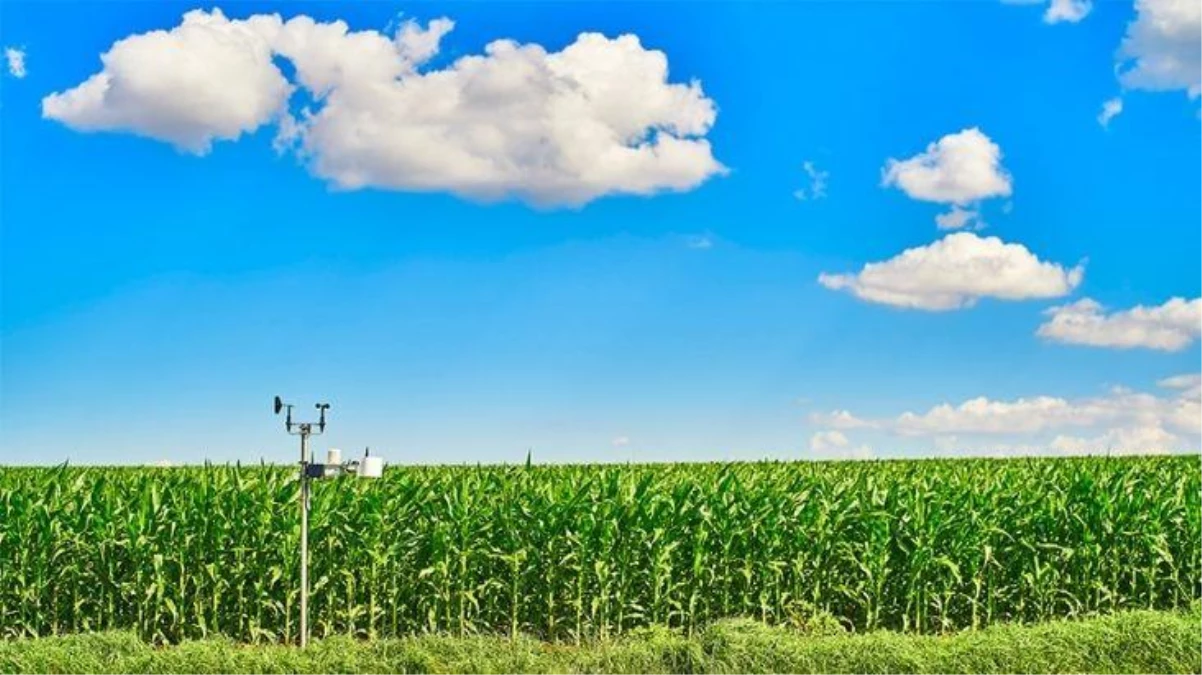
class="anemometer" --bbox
[274,395,385,648]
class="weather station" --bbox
[273,396,385,647]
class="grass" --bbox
[2,607,1199,674]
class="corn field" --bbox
[0,457,1198,643]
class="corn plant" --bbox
[0,456,1197,643]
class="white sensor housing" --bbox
[359,455,384,479]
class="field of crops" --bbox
[1,457,1198,644]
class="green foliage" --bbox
[0,457,1198,643]
[1,608,1198,674]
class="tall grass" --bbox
[0,457,1197,643]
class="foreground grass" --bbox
[2,608,1199,674]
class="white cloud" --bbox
[807,431,873,460]
[284,24,726,205]
[882,128,1012,205]
[1037,297,1202,351]
[1117,0,1201,98]
[808,410,873,430]
[1050,425,1176,455]
[1044,0,1092,23]
[818,232,1083,311]
[934,206,984,230]
[5,47,25,78]
[889,387,1197,440]
[1098,97,1123,127]
[393,16,455,66]
[793,160,828,200]
[1159,375,1202,434]
[611,436,631,448]
[932,439,1057,454]
[42,10,292,154]
[1159,373,1201,389]
[1002,0,1092,25]
[809,430,849,452]
[685,233,714,250]
[43,10,725,206]
[1168,396,1202,432]
[1159,373,1201,394]
[894,395,1085,436]
[813,382,1199,455]
[933,435,960,452]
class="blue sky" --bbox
[1,0,1199,465]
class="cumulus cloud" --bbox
[894,396,1085,436]
[1159,373,1201,398]
[5,47,25,78]
[393,16,455,66]
[611,436,631,448]
[793,161,828,200]
[882,128,1012,206]
[809,430,849,452]
[42,11,292,153]
[934,206,984,231]
[281,26,724,205]
[1002,0,1092,25]
[812,381,1199,455]
[807,431,872,460]
[1168,396,1202,432]
[808,410,872,430]
[885,386,1200,440]
[1037,297,1202,351]
[1160,374,1201,389]
[1050,425,1175,455]
[818,232,1083,311]
[1044,0,1092,23]
[43,9,725,206]
[1116,0,1201,98]
[1097,97,1123,127]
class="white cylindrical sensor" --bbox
[327,448,342,466]
[359,455,384,479]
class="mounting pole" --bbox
[299,427,310,648]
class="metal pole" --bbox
[299,430,310,648]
